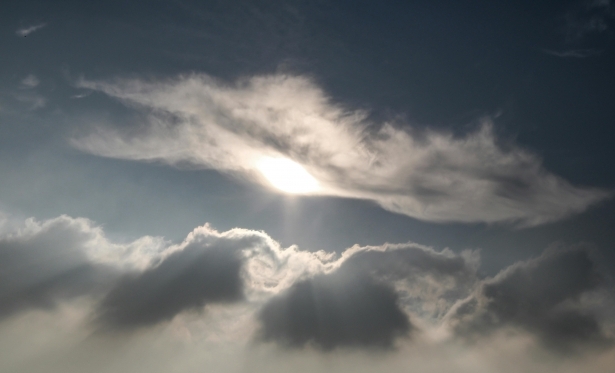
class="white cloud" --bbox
[73,74,610,226]
[15,23,47,37]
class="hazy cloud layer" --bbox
[447,247,613,352]
[74,74,610,226]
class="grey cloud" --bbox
[0,213,334,329]
[96,241,244,329]
[15,23,47,37]
[256,243,480,350]
[95,223,336,329]
[0,216,113,320]
[257,270,411,350]
[447,247,612,352]
[73,74,610,226]
[339,244,479,321]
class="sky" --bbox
[1,0,615,372]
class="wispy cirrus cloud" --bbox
[73,74,611,226]
[15,23,47,37]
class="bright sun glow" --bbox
[257,157,320,194]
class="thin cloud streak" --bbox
[543,48,603,58]
[73,74,611,226]
[15,23,47,37]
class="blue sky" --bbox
[1,1,615,372]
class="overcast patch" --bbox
[446,247,613,352]
[74,74,610,226]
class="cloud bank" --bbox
[73,74,609,226]
[1,212,612,355]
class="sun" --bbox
[256,157,320,194]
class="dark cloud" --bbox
[0,216,112,320]
[257,270,411,350]
[448,247,612,352]
[97,240,244,329]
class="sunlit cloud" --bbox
[257,157,320,194]
[73,73,610,226]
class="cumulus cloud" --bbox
[446,247,613,352]
[258,271,411,350]
[0,215,167,320]
[96,223,337,329]
[256,243,480,350]
[15,23,47,37]
[73,74,610,226]
[0,212,613,356]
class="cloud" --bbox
[0,215,168,320]
[96,223,336,329]
[446,247,613,352]
[339,244,479,321]
[542,48,603,58]
[563,0,615,42]
[0,212,613,355]
[257,271,411,350]
[97,235,246,328]
[20,74,40,88]
[256,243,479,350]
[0,211,613,373]
[73,74,610,226]
[15,23,47,37]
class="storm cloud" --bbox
[73,74,610,227]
